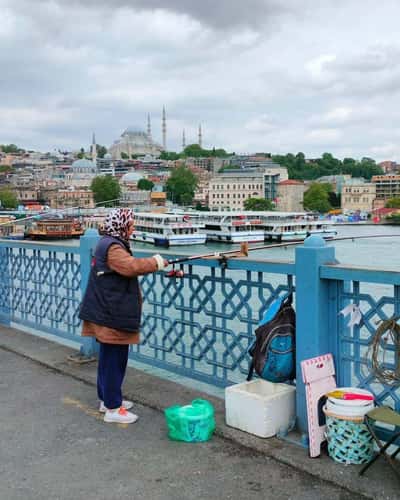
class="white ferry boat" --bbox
[193,212,265,243]
[131,212,206,247]
[263,219,337,241]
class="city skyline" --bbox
[1,1,400,160]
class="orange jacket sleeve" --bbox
[107,244,159,277]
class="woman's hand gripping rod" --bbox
[165,242,249,278]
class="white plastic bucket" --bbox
[325,387,374,418]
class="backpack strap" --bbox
[247,359,255,381]
[283,291,293,306]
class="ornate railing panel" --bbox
[321,265,400,412]
[0,241,81,342]
[134,252,295,387]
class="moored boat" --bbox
[25,217,84,240]
[193,211,265,243]
[263,219,337,241]
[131,212,207,246]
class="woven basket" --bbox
[324,409,374,464]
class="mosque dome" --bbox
[72,159,96,170]
[122,127,147,136]
[109,125,163,159]
[120,171,145,183]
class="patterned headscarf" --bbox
[102,208,134,242]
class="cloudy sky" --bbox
[1,0,400,160]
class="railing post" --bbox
[79,228,100,357]
[295,235,336,437]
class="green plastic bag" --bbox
[164,399,215,442]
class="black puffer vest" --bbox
[79,235,141,332]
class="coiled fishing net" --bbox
[369,317,400,386]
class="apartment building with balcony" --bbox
[371,174,400,209]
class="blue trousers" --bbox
[97,343,129,410]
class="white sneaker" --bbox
[99,399,134,413]
[103,406,138,424]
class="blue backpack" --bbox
[247,293,296,383]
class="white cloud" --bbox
[305,54,336,79]
[324,107,353,122]
[1,0,400,161]
[307,128,342,144]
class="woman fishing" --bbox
[79,208,168,424]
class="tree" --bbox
[77,148,85,159]
[165,166,198,205]
[96,145,107,158]
[160,151,180,161]
[0,165,14,173]
[182,144,209,157]
[244,198,274,210]
[328,191,341,208]
[385,198,400,208]
[195,202,209,211]
[137,179,154,191]
[180,144,230,158]
[90,175,121,207]
[1,144,24,154]
[120,152,129,160]
[0,189,18,208]
[303,183,331,213]
[386,213,400,224]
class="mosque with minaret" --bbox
[108,107,203,159]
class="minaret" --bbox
[162,106,167,151]
[182,129,186,151]
[91,132,97,163]
[147,113,152,141]
[198,124,202,149]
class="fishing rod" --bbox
[165,233,400,277]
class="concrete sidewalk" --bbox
[0,325,398,499]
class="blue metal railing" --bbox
[0,231,399,436]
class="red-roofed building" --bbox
[276,179,306,212]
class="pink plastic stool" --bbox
[301,354,337,457]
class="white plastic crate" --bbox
[225,379,296,438]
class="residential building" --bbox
[16,188,38,204]
[276,180,306,212]
[208,167,287,210]
[189,165,212,207]
[341,182,376,212]
[150,191,167,207]
[50,187,95,209]
[229,155,279,170]
[371,174,400,208]
[315,175,351,195]
[378,161,399,174]
[97,153,114,176]
[121,189,151,206]
[264,168,288,201]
